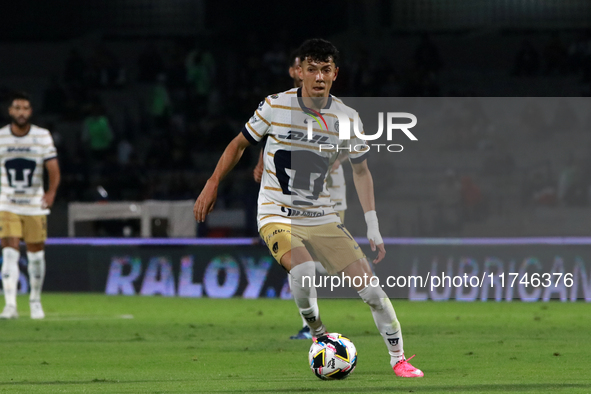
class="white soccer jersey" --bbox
[327,163,347,212]
[0,124,57,215]
[242,88,367,229]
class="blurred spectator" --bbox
[557,155,585,206]
[117,137,133,167]
[150,74,173,129]
[82,103,114,166]
[187,47,216,118]
[263,43,287,76]
[512,40,540,76]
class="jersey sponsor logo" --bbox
[270,94,279,99]
[264,228,290,245]
[7,147,32,153]
[276,130,331,145]
[10,198,32,205]
[280,206,324,218]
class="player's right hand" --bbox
[253,162,263,183]
[194,179,218,223]
[331,158,341,172]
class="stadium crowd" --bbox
[1,30,590,236]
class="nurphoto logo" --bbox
[306,111,418,153]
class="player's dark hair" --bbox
[297,38,339,65]
[9,91,31,106]
[288,49,300,67]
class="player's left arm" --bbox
[42,158,61,209]
[351,159,386,264]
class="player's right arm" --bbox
[194,97,272,222]
[194,132,251,222]
[42,158,60,209]
[253,149,264,183]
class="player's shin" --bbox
[358,285,405,365]
[27,250,45,302]
[1,247,21,307]
[288,273,309,328]
[290,261,325,336]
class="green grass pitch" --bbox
[0,294,589,393]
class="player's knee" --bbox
[358,285,389,310]
[290,261,316,288]
[26,243,44,253]
[1,247,19,274]
[1,238,20,249]
[26,250,45,262]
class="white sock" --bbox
[288,273,309,328]
[290,261,325,336]
[27,250,45,303]
[358,285,405,366]
[2,247,21,308]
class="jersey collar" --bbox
[296,87,333,115]
[9,124,32,138]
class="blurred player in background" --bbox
[0,92,60,319]
[253,51,349,340]
[195,39,422,377]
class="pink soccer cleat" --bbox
[393,355,424,378]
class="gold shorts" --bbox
[259,222,365,275]
[0,211,47,243]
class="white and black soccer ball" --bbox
[308,333,357,380]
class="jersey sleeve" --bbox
[343,113,369,164]
[241,97,272,145]
[43,132,58,161]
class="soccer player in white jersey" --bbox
[253,51,349,340]
[194,39,423,377]
[0,92,60,320]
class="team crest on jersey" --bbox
[334,120,339,133]
[258,100,264,110]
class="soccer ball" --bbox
[308,333,357,380]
